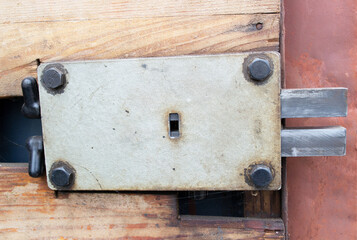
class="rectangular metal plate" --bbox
[38,52,281,190]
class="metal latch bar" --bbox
[281,88,347,118]
[281,126,346,157]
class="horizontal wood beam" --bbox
[0,14,280,97]
[0,163,285,239]
[0,0,280,23]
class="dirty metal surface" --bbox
[284,0,356,239]
[280,88,348,118]
[281,126,346,157]
[38,52,281,191]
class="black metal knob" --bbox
[26,136,45,178]
[248,58,272,81]
[50,164,74,188]
[42,67,66,90]
[249,165,273,188]
[21,77,40,118]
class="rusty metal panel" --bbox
[38,52,281,191]
[284,0,357,239]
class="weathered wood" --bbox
[0,163,285,239]
[0,0,280,23]
[0,1,283,237]
[0,14,280,97]
[244,191,281,218]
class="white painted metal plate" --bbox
[38,52,281,190]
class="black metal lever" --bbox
[26,136,45,178]
[21,77,40,119]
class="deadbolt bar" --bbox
[281,126,346,157]
[281,88,347,118]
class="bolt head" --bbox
[249,165,273,188]
[248,58,272,81]
[50,166,74,187]
[43,67,66,89]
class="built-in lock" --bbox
[20,52,347,191]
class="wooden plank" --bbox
[0,14,280,97]
[0,0,280,23]
[0,164,285,239]
[244,191,281,218]
[0,61,38,98]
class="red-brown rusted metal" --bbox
[284,0,357,239]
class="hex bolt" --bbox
[249,164,273,188]
[42,67,66,89]
[50,165,74,187]
[248,58,272,81]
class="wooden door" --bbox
[0,1,285,239]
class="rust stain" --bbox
[109,224,115,229]
[126,223,148,229]
[268,38,279,43]
[292,53,325,88]
[1,228,18,232]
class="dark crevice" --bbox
[0,98,42,163]
[36,58,41,66]
[178,191,245,217]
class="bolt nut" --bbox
[50,165,74,187]
[249,164,273,188]
[42,67,66,89]
[248,58,272,81]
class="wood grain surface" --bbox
[0,164,285,239]
[0,0,280,23]
[0,1,283,238]
[244,191,281,218]
[0,14,280,97]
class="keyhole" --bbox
[169,113,180,138]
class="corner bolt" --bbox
[247,58,272,82]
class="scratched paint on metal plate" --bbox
[38,52,281,190]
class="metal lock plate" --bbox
[38,52,281,191]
